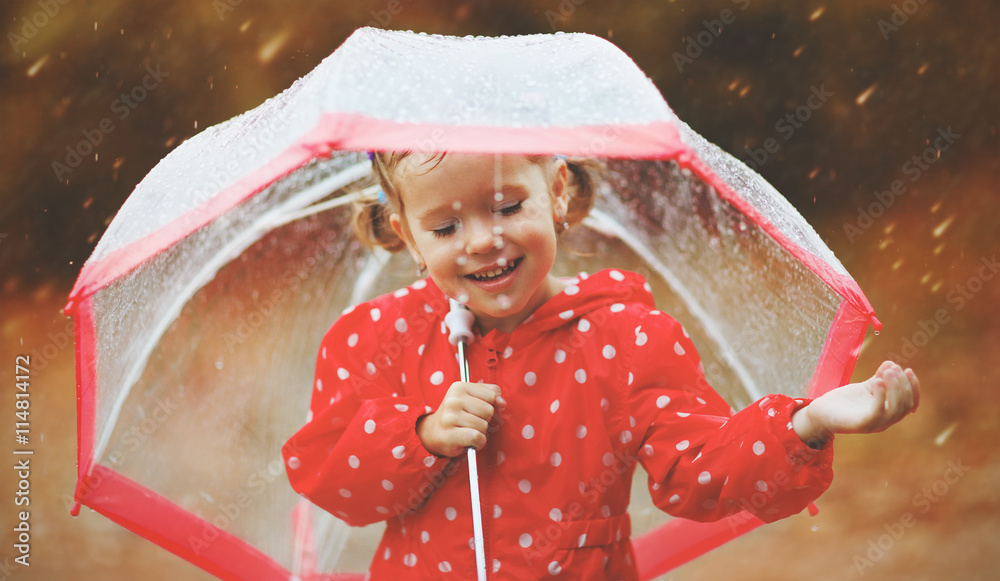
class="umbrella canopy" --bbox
[66,28,879,580]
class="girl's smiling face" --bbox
[389,154,569,334]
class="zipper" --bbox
[481,347,500,577]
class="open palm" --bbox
[808,361,920,436]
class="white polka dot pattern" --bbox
[283,269,835,577]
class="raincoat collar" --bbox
[422,269,655,351]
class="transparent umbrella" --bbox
[65,28,879,580]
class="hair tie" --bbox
[367,151,376,161]
[377,189,388,205]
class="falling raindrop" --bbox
[492,226,504,235]
[934,422,958,446]
[932,215,955,238]
[498,294,512,310]
[215,360,224,370]
[497,258,507,268]
[457,292,469,304]
[456,256,467,266]
[26,55,49,77]
[452,201,462,210]
[494,192,504,202]
[855,84,877,106]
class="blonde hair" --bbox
[351,153,603,252]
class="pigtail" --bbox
[562,157,604,230]
[349,183,407,252]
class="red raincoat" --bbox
[283,269,833,579]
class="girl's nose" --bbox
[465,222,499,255]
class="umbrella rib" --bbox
[263,184,380,230]
[583,208,763,403]
[346,247,394,308]
[93,161,374,465]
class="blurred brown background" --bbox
[1,1,997,580]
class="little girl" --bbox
[282,152,919,579]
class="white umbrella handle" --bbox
[446,300,487,581]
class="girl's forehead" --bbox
[399,154,544,196]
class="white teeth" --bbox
[471,260,517,280]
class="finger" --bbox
[457,411,490,435]
[895,366,915,411]
[869,374,887,419]
[461,427,488,451]
[883,367,913,428]
[463,397,496,423]
[883,365,902,414]
[905,368,921,411]
[464,382,501,405]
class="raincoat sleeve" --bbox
[282,302,451,527]
[627,309,834,524]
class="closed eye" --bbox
[431,223,457,238]
[497,201,523,217]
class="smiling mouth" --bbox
[467,258,523,282]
